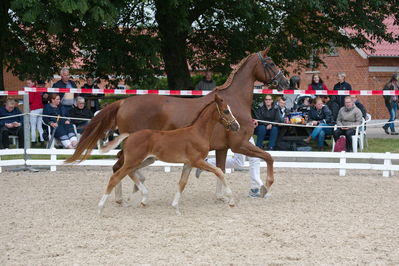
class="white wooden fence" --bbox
[0,148,398,177]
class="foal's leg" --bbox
[171,164,192,215]
[232,141,274,198]
[128,171,149,207]
[194,159,235,206]
[131,157,156,194]
[98,166,134,215]
[215,149,228,200]
[113,152,125,205]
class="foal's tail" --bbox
[100,133,129,154]
[65,100,123,163]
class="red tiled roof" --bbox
[345,17,399,57]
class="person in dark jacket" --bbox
[333,72,352,108]
[43,94,78,149]
[350,95,367,119]
[382,73,399,135]
[68,97,94,133]
[52,67,77,114]
[194,71,216,91]
[308,74,328,91]
[80,75,103,113]
[0,99,24,149]
[303,97,333,150]
[322,95,339,123]
[253,95,280,150]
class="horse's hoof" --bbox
[228,199,235,207]
[260,185,268,198]
[119,199,130,207]
[140,202,147,207]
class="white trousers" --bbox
[206,138,263,189]
[30,108,44,142]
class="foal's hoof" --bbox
[228,200,235,207]
[140,202,147,207]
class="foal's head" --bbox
[214,94,240,132]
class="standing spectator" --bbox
[308,74,328,90]
[0,99,24,149]
[68,96,93,134]
[52,67,77,114]
[27,79,44,146]
[253,95,280,150]
[80,75,103,113]
[303,97,333,151]
[333,96,362,152]
[333,72,352,108]
[286,76,300,111]
[195,70,216,91]
[37,80,49,105]
[43,94,78,149]
[322,95,340,123]
[382,73,399,135]
[350,95,367,119]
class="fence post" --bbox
[23,93,31,165]
[164,166,171,172]
[339,151,346,176]
[50,151,57,171]
[383,152,393,177]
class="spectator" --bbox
[382,73,399,135]
[37,80,49,105]
[195,71,216,91]
[333,96,362,152]
[0,99,24,149]
[350,95,367,119]
[80,75,103,113]
[68,96,93,134]
[43,94,78,149]
[308,74,328,90]
[52,67,77,114]
[303,97,333,151]
[322,95,339,123]
[333,72,352,108]
[253,95,280,150]
[27,79,44,146]
[276,97,291,142]
[286,76,300,111]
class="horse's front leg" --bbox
[231,141,274,198]
[171,163,192,215]
[215,149,228,200]
[128,171,149,207]
[194,159,235,207]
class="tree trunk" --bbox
[155,0,193,90]
[0,0,10,90]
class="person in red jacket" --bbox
[27,79,44,146]
[308,74,328,91]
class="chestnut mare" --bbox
[66,49,289,201]
[97,94,240,215]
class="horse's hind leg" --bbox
[113,151,125,205]
[193,159,235,207]
[128,171,149,207]
[98,166,134,215]
[171,164,192,215]
[215,149,228,200]
[131,157,156,195]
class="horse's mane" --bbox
[186,97,217,127]
[214,53,252,91]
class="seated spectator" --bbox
[322,95,339,123]
[303,97,333,151]
[333,96,362,152]
[27,79,45,146]
[296,96,312,115]
[253,95,280,150]
[276,97,291,141]
[195,70,216,91]
[52,67,77,114]
[333,72,352,108]
[308,74,328,90]
[350,95,367,119]
[80,75,103,113]
[0,99,24,149]
[68,97,93,133]
[43,94,78,149]
[285,76,300,111]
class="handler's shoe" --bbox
[195,168,202,178]
[248,188,261,198]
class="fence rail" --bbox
[1,148,397,177]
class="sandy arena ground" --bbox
[1,166,399,265]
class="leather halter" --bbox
[216,103,237,130]
[256,52,284,87]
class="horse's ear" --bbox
[262,47,270,56]
[214,93,223,103]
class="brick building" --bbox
[289,18,399,119]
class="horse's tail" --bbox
[100,133,129,154]
[65,100,123,163]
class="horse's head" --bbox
[255,49,289,91]
[214,94,240,132]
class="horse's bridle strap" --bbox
[216,103,236,130]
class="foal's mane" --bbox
[186,97,217,127]
[214,53,252,91]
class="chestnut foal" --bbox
[98,94,240,215]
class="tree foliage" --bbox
[1,0,398,90]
